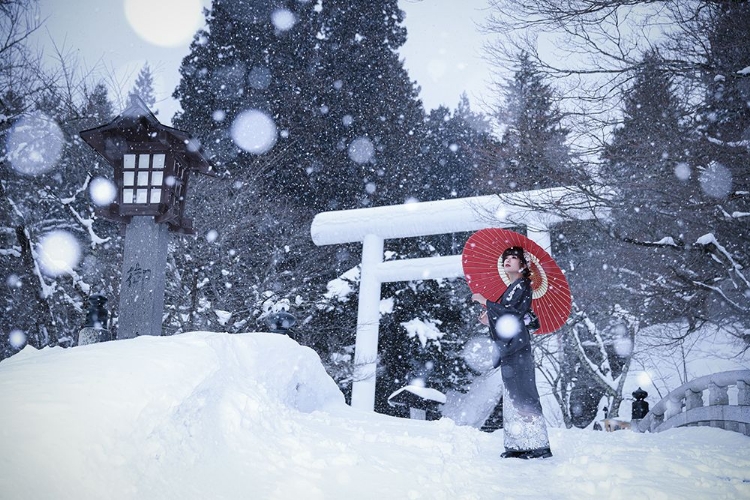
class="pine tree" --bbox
[79,83,114,126]
[485,52,571,192]
[420,96,497,200]
[169,0,427,394]
[377,244,476,415]
[173,0,426,210]
[310,0,426,207]
[167,0,338,341]
[689,2,750,330]
[544,52,692,425]
[128,63,156,113]
[602,50,692,245]
[695,2,750,216]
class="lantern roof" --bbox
[79,96,214,176]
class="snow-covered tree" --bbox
[482,52,572,191]
[483,1,750,348]
[376,244,477,414]
[597,50,695,323]
[602,50,691,239]
[127,63,156,113]
[1,80,121,355]
[173,0,425,210]
[420,96,498,200]
[686,3,750,339]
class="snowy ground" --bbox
[0,331,748,500]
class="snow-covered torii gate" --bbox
[311,186,599,411]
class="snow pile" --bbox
[0,332,344,499]
[1,331,749,499]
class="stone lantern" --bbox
[632,387,650,420]
[80,97,213,233]
[387,385,446,421]
[80,97,213,338]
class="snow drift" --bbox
[1,331,748,500]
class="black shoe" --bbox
[517,447,553,459]
[500,449,524,458]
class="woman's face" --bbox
[503,254,525,274]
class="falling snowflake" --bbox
[230,109,278,154]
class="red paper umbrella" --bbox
[462,228,572,334]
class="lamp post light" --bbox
[80,97,213,339]
[264,311,297,334]
[632,387,650,421]
[78,294,111,346]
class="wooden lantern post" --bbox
[80,97,213,339]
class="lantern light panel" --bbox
[122,153,166,206]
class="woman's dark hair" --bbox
[502,246,532,278]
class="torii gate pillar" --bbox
[351,234,385,409]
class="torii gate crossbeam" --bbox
[310,187,600,411]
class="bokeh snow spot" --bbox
[636,371,653,387]
[495,314,521,339]
[365,182,376,194]
[674,162,691,181]
[248,66,272,90]
[37,231,82,277]
[212,110,226,122]
[699,162,732,199]
[6,274,21,289]
[9,329,26,349]
[185,138,201,153]
[506,420,524,436]
[613,336,633,357]
[410,377,426,388]
[206,230,219,243]
[89,177,117,206]
[230,109,277,154]
[461,336,498,373]
[348,137,375,164]
[124,0,204,47]
[7,111,64,176]
[271,9,296,31]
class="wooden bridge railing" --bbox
[636,370,750,436]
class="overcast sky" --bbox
[36,0,495,123]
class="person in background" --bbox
[471,246,552,459]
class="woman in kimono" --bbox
[471,246,552,459]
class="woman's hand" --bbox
[478,310,489,326]
[471,293,487,306]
